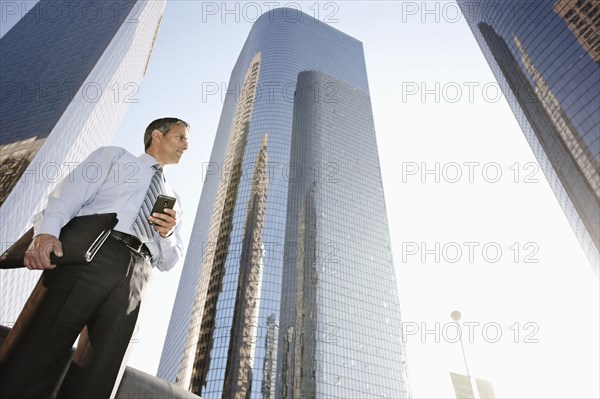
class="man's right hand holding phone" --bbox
[149,208,177,238]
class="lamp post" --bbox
[450,311,496,398]
[451,310,471,378]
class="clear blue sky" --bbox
[2,1,598,397]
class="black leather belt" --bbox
[111,231,151,260]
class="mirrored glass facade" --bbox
[158,8,410,399]
[458,0,600,276]
[0,0,166,324]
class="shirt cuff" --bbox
[34,216,63,238]
[160,231,176,242]
[155,233,179,271]
[161,231,174,238]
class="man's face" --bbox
[153,124,189,165]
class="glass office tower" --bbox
[457,0,600,277]
[0,0,166,324]
[158,8,410,399]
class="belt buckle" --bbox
[131,240,144,253]
[113,232,149,260]
[134,242,151,261]
[140,247,152,261]
[125,242,149,260]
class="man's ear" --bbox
[151,129,163,143]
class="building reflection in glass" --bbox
[176,53,263,394]
[458,0,599,276]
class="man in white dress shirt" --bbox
[0,118,189,398]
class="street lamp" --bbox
[451,310,471,378]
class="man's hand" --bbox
[24,234,63,270]
[149,208,177,238]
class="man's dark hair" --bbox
[144,117,190,151]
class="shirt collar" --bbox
[139,153,160,168]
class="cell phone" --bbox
[149,195,176,225]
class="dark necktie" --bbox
[133,164,165,242]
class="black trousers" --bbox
[0,236,151,399]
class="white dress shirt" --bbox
[32,146,184,271]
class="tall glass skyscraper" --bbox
[158,8,410,399]
[457,0,599,277]
[0,0,166,324]
[158,8,409,399]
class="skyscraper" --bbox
[0,0,166,324]
[458,0,600,277]
[158,8,410,398]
